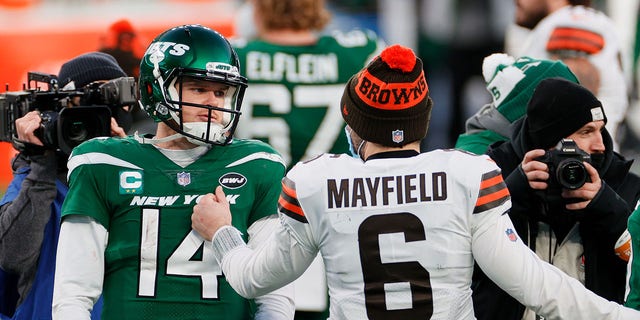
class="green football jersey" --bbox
[233,29,383,168]
[62,136,285,320]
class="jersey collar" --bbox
[366,150,420,161]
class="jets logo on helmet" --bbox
[148,50,165,64]
[138,24,248,146]
[145,42,191,58]
[206,62,240,78]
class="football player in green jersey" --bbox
[52,24,294,320]
[232,0,385,168]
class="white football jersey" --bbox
[517,5,628,147]
[281,150,509,319]
[218,150,640,319]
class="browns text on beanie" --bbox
[526,77,606,149]
[58,52,127,89]
[340,44,432,147]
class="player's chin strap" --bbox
[133,131,184,145]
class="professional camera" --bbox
[536,139,591,190]
[0,72,137,155]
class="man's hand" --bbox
[110,117,127,138]
[192,186,232,241]
[15,111,44,145]
[562,161,601,210]
[521,149,549,190]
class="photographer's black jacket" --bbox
[472,117,640,320]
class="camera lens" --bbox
[61,117,109,148]
[67,121,89,142]
[58,106,111,155]
[557,160,587,190]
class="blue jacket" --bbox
[0,166,102,319]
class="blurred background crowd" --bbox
[1,0,639,187]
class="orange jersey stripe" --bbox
[475,187,510,207]
[278,195,304,217]
[547,27,604,54]
[550,28,604,46]
[282,183,296,198]
[480,175,503,190]
[474,169,510,213]
[547,39,602,54]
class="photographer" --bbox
[471,77,640,320]
[0,52,130,319]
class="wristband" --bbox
[11,135,48,156]
[211,226,246,261]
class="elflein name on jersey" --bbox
[245,51,338,83]
[327,172,447,209]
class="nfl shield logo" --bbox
[177,172,191,186]
[392,130,404,143]
[505,228,517,242]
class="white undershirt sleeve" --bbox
[52,215,107,320]
[246,215,296,320]
[472,212,640,319]
[212,216,318,302]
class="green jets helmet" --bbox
[139,24,248,145]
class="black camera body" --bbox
[0,72,137,155]
[536,139,591,190]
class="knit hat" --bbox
[341,44,432,147]
[482,54,578,123]
[109,19,136,35]
[526,77,606,149]
[58,52,127,89]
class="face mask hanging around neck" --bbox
[344,126,366,159]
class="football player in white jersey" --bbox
[512,0,628,150]
[191,44,640,319]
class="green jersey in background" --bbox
[233,29,383,169]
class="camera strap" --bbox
[11,135,48,156]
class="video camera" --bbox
[536,139,591,190]
[0,72,137,155]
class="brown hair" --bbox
[568,0,592,6]
[253,0,331,31]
